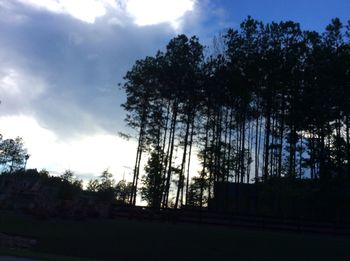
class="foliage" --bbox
[61,170,75,183]
[122,17,350,209]
[140,149,165,208]
[86,179,100,192]
[99,169,115,191]
[60,169,83,191]
[86,169,117,202]
[187,176,209,207]
[115,179,132,204]
[0,136,28,173]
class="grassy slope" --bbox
[0,210,349,261]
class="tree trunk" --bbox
[264,112,271,180]
[174,109,191,209]
[163,101,178,208]
[129,120,145,205]
[185,115,195,206]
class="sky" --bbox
[0,0,349,182]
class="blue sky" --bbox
[213,0,350,31]
[0,0,349,181]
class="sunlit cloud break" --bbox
[0,115,136,180]
[125,0,195,28]
[16,0,195,28]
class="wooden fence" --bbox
[111,205,350,236]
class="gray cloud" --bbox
[0,1,179,139]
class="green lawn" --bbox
[0,248,99,261]
[0,210,349,261]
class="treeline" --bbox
[49,168,133,205]
[122,17,350,209]
[0,168,133,219]
[0,133,133,207]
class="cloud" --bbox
[0,67,46,115]
[0,0,215,177]
[125,0,195,29]
[0,115,136,180]
[15,0,116,23]
[0,1,216,141]
[15,0,196,29]
[0,3,176,139]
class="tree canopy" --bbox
[122,17,350,208]
[0,135,28,173]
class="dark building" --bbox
[209,182,257,214]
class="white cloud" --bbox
[125,0,195,29]
[0,115,136,181]
[16,0,116,23]
[0,69,21,95]
[16,0,196,29]
[0,68,45,111]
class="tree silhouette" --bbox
[121,17,350,209]
[0,136,28,173]
[141,149,165,208]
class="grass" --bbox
[0,248,99,261]
[0,210,349,261]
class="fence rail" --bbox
[111,205,350,236]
